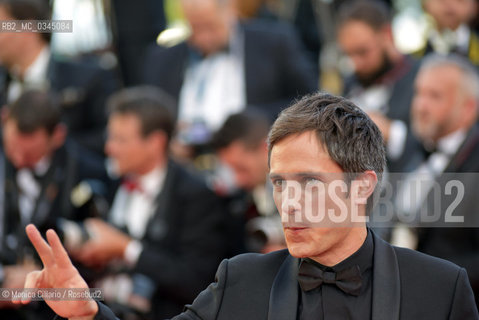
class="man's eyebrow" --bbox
[269,172,328,179]
[269,173,283,180]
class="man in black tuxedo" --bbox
[337,0,420,172]
[0,0,120,155]
[0,90,108,319]
[68,87,228,319]
[18,92,479,319]
[387,54,479,306]
[142,0,317,147]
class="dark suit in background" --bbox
[142,20,318,121]
[0,143,108,266]
[0,143,108,320]
[414,124,479,306]
[101,160,228,319]
[112,0,166,85]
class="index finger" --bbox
[25,224,54,268]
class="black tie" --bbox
[421,144,437,160]
[298,259,362,296]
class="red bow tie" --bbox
[122,178,142,193]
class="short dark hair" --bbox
[107,86,176,142]
[211,108,271,150]
[268,92,386,211]
[7,89,62,135]
[0,0,52,43]
[337,0,391,31]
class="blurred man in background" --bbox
[390,54,479,306]
[70,86,228,319]
[337,0,420,172]
[212,110,285,253]
[0,90,108,319]
[143,0,317,153]
[415,0,479,66]
[0,0,120,155]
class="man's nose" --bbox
[280,181,303,216]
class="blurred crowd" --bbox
[0,0,479,319]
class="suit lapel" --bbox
[268,254,299,320]
[371,232,401,320]
[144,160,176,241]
[444,124,479,172]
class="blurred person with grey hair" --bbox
[389,53,479,306]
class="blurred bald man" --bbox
[142,0,317,147]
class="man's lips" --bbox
[285,226,308,231]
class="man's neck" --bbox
[310,226,368,267]
[133,156,167,177]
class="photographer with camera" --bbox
[0,89,109,319]
[66,86,228,320]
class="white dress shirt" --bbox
[109,165,166,264]
[8,47,50,103]
[392,129,466,249]
[178,27,246,139]
[16,156,51,225]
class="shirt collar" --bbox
[137,165,167,198]
[429,24,471,54]
[11,47,50,85]
[455,24,471,52]
[33,155,51,176]
[437,128,467,156]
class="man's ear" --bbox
[148,130,168,151]
[259,139,268,153]
[51,123,67,149]
[379,24,394,42]
[353,170,378,200]
[464,96,478,120]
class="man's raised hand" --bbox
[13,224,98,320]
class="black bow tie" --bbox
[298,260,363,296]
[422,145,438,160]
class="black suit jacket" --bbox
[142,20,318,121]
[0,55,120,154]
[105,160,228,318]
[414,124,479,305]
[90,231,478,319]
